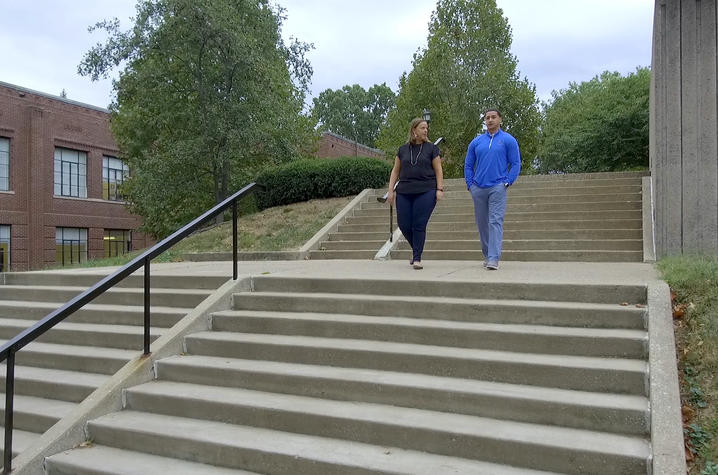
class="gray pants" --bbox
[469,183,507,262]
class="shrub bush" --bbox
[255,157,391,209]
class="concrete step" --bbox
[396,239,644,251]
[374,172,646,189]
[0,270,226,469]
[512,171,647,181]
[232,291,646,328]
[308,250,378,259]
[317,240,385,251]
[248,275,647,304]
[509,192,642,204]
[82,410,550,474]
[184,332,647,394]
[0,340,137,375]
[45,444,256,475]
[374,183,644,196]
[0,300,190,327]
[426,229,643,240]
[327,231,391,241]
[116,383,649,473]
[347,209,643,225]
[511,181,641,191]
[389,249,644,262]
[372,175,644,192]
[0,427,39,461]
[0,364,106,402]
[433,185,642,199]
[338,219,642,233]
[0,285,211,308]
[0,318,163,350]
[359,200,643,214]
[211,310,647,358]
[156,355,649,435]
[1,272,226,290]
[0,394,74,433]
[366,193,643,208]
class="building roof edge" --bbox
[0,80,110,113]
[320,131,384,155]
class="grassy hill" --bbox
[57,196,353,269]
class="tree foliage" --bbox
[78,0,315,238]
[377,0,540,177]
[536,67,650,174]
[311,83,395,148]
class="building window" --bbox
[102,156,129,201]
[104,229,131,258]
[54,147,87,198]
[0,225,9,272]
[0,138,9,191]
[55,227,88,266]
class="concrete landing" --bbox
[59,259,662,287]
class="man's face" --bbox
[484,111,502,131]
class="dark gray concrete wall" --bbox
[651,0,718,256]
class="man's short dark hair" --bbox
[484,108,502,118]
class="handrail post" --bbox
[143,257,150,355]
[4,351,15,473]
[232,200,238,281]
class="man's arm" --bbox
[464,139,477,189]
[506,136,521,185]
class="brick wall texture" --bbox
[317,131,385,160]
[0,82,151,270]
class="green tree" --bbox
[78,0,314,238]
[311,83,395,148]
[536,67,650,174]
[377,0,540,177]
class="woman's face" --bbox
[414,121,429,142]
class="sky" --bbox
[0,0,654,110]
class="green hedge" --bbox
[255,157,391,209]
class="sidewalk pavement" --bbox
[33,259,663,287]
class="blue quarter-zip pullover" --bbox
[464,129,521,189]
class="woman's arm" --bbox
[387,156,401,206]
[432,155,444,201]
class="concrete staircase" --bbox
[312,171,647,262]
[46,274,652,474]
[308,191,391,260]
[0,271,224,463]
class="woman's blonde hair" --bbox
[407,118,427,144]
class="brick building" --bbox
[317,131,385,160]
[0,81,151,271]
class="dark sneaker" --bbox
[486,261,499,270]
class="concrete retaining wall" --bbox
[651,0,718,256]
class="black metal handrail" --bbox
[0,182,262,473]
